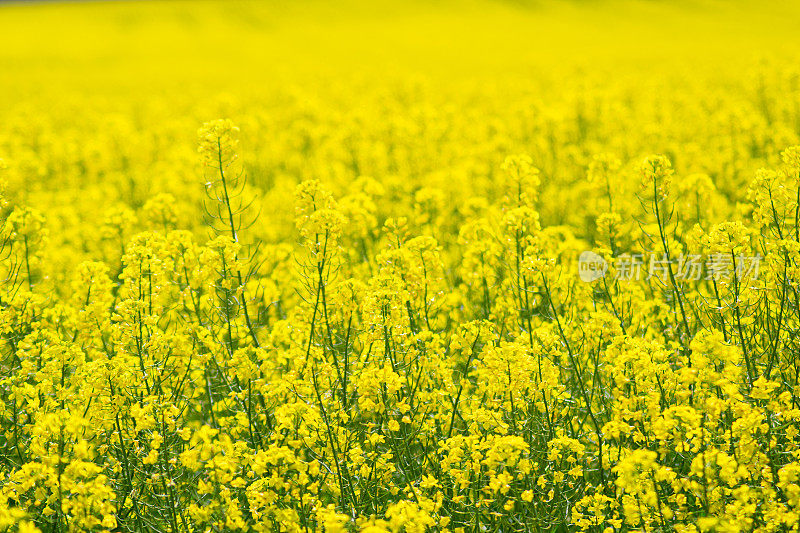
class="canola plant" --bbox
[1,0,800,531]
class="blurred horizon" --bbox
[2,0,799,97]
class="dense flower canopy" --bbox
[2,1,800,532]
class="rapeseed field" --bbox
[2,0,800,531]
